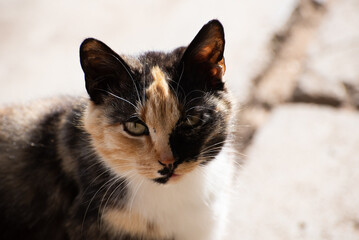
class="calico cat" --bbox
[0,19,235,240]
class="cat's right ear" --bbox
[80,38,131,104]
[180,20,226,91]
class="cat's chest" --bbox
[103,152,233,240]
[138,175,214,235]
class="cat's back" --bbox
[1,97,70,137]
[0,96,85,151]
[1,98,61,167]
[0,96,83,240]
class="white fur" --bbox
[125,146,235,240]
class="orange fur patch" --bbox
[83,66,204,184]
[139,67,181,169]
[83,103,139,174]
[218,58,226,75]
[148,66,170,98]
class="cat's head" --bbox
[80,20,232,184]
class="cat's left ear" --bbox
[180,20,226,91]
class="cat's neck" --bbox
[104,146,235,240]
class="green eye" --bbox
[185,114,202,126]
[124,121,149,136]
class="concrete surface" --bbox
[294,0,359,107]
[232,104,359,240]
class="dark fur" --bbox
[0,20,231,239]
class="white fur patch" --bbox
[107,145,235,240]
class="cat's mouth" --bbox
[153,172,182,184]
[171,173,180,178]
[154,163,182,184]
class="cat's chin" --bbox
[153,173,183,185]
[167,173,182,182]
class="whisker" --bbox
[183,89,207,104]
[106,52,142,105]
[98,175,127,229]
[81,175,118,234]
[176,62,185,96]
[142,57,147,104]
[95,88,138,110]
[184,96,205,108]
[128,178,145,213]
[200,140,233,153]
[167,78,181,102]
[185,105,214,113]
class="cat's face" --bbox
[81,20,232,184]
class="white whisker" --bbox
[106,53,142,105]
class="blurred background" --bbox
[1,0,358,239]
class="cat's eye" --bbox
[124,120,149,136]
[185,114,202,127]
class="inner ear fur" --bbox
[183,20,226,75]
[180,20,226,91]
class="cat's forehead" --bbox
[140,65,180,131]
[123,48,185,78]
[103,51,184,124]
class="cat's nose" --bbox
[158,151,175,168]
[158,158,175,168]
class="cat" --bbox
[0,19,236,240]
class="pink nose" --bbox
[159,158,175,168]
